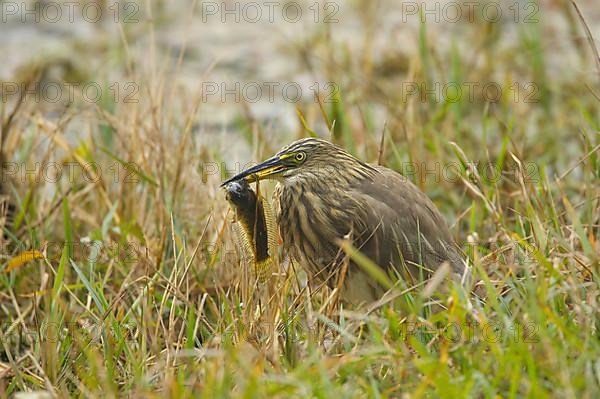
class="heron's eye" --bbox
[294,152,306,162]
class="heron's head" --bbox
[221,138,375,187]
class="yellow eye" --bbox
[295,152,306,162]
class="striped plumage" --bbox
[223,138,466,304]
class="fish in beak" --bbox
[221,155,284,186]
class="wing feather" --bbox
[350,166,465,281]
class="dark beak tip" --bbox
[220,173,247,187]
[220,175,248,188]
[219,155,281,187]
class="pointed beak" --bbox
[221,155,285,187]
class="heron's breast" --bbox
[274,182,359,279]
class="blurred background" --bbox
[1,0,597,239]
[1,0,599,396]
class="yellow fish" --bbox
[224,179,277,282]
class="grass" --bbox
[1,1,599,397]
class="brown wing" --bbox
[350,165,465,282]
